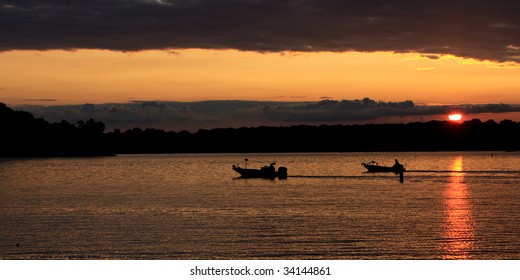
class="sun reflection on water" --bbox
[442,156,475,259]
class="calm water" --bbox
[1,152,520,259]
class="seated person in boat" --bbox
[261,163,276,174]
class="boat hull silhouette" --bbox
[232,165,287,179]
[362,162,405,174]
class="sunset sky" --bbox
[1,0,520,130]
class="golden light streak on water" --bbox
[442,156,475,259]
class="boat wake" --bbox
[406,170,520,174]
[289,175,392,179]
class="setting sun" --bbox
[449,114,463,121]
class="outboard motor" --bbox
[277,166,288,179]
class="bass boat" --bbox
[232,161,288,179]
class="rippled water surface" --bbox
[1,152,520,259]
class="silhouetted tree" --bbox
[1,102,520,157]
[0,103,112,157]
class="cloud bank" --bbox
[1,0,520,62]
[15,99,520,132]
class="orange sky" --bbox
[1,49,520,106]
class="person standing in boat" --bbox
[393,159,404,171]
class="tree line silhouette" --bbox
[1,102,519,157]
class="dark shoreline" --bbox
[1,150,518,159]
[2,102,520,158]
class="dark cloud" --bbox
[14,99,520,132]
[1,0,519,63]
[421,54,441,60]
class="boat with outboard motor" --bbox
[232,160,288,179]
[361,160,405,174]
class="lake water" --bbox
[1,152,520,259]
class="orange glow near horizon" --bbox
[1,49,520,106]
[442,156,475,259]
